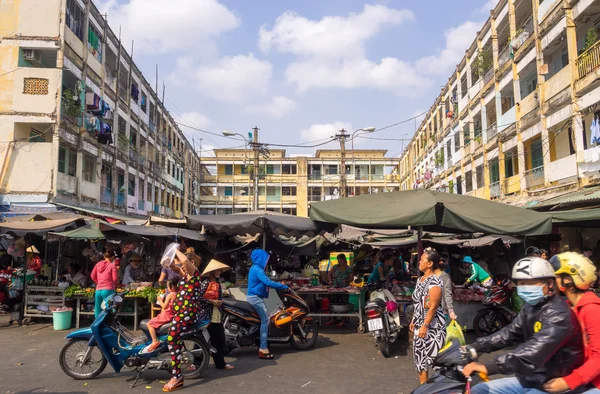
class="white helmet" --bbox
[512,257,556,280]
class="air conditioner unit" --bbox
[23,49,42,65]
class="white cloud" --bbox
[173,54,272,103]
[259,5,414,59]
[301,121,352,142]
[245,96,296,119]
[97,0,239,54]
[174,111,213,145]
[415,21,481,76]
[286,58,431,95]
[259,5,424,94]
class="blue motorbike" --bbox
[59,294,212,387]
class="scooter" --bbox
[472,279,517,337]
[365,280,402,358]
[59,293,212,388]
[411,340,488,394]
[221,289,318,353]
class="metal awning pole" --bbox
[417,226,423,264]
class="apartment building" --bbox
[0,0,202,219]
[199,149,401,217]
[399,0,600,207]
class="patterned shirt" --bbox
[173,270,203,325]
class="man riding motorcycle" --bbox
[543,252,600,394]
[462,256,585,394]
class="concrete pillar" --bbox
[498,139,507,197]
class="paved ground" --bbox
[0,315,487,394]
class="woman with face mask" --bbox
[463,256,585,394]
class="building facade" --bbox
[199,149,401,216]
[0,0,202,218]
[399,0,600,206]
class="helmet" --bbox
[512,257,555,280]
[554,252,598,291]
[525,246,541,256]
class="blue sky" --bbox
[97,0,497,157]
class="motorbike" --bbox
[411,340,488,394]
[221,289,318,353]
[365,280,402,358]
[59,293,212,387]
[472,279,517,337]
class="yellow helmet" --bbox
[554,252,598,291]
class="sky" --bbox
[96,0,499,157]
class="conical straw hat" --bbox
[201,259,230,277]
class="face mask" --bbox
[517,285,546,305]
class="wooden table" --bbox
[297,289,365,333]
[72,295,148,330]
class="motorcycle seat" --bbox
[366,299,387,310]
[222,299,258,315]
[139,319,170,335]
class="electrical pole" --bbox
[336,128,348,198]
[252,127,259,211]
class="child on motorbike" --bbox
[542,253,600,394]
[145,280,178,353]
[462,256,585,394]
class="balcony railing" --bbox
[490,181,500,199]
[100,187,112,204]
[308,174,322,180]
[576,39,600,80]
[525,166,545,189]
[498,44,510,68]
[149,119,156,133]
[512,16,534,52]
[483,66,494,84]
[487,122,498,140]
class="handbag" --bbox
[203,281,220,300]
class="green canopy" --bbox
[309,190,553,236]
[549,208,600,227]
[48,219,105,240]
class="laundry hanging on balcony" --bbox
[590,115,600,145]
[85,91,100,110]
[97,122,113,146]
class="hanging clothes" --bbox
[131,84,139,101]
[86,92,100,110]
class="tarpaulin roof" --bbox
[146,215,187,228]
[99,223,208,242]
[2,212,85,222]
[365,234,521,248]
[54,203,147,225]
[186,210,318,236]
[310,190,553,236]
[0,218,85,236]
[529,186,600,210]
[48,219,105,241]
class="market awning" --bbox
[53,202,147,225]
[99,223,208,242]
[186,210,319,236]
[310,190,553,236]
[0,218,85,236]
[2,212,84,222]
[529,185,600,210]
[48,219,105,241]
[0,194,58,220]
[146,216,187,228]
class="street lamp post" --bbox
[351,127,376,196]
[335,127,375,198]
[223,128,260,211]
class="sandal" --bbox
[146,341,161,353]
[162,378,184,392]
[224,364,235,370]
[258,351,275,360]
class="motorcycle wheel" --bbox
[289,319,319,350]
[379,337,392,358]
[59,339,107,380]
[473,308,509,337]
[179,337,210,379]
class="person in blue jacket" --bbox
[247,249,290,359]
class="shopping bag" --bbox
[445,319,466,346]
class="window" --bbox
[68,149,77,177]
[530,137,544,169]
[224,164,233,175]
[141,92,147,113]
[324,164,338,175]
[29,128,46,142]
[489,159,500,183]
[224,187,233,197]
[83,154,95,183]
[66,0,84,40]
[128,175,135,196]
[58,146,67,174]
[87,22,102,62]
[241,165,248,175]
[454,132,460,153]
[282,164,297,174]
[465,171,473,192]
[456,175,463,195]
[475,165,484,189]
[266,164,280,175]
[463,126,471,146]
[505,152,515,177]
[282,186,296,196]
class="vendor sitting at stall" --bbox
[368,252,395,286]
[462,256,492,288]
[26,246,42,275]
[67,263,87,287]
[122,253,146,285]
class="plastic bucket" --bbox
[52,310,72,330]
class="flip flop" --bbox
[146,342,161,353]
[224,364,235,370]
[258,351,275,360]
[162,379,184,392]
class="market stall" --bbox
[295,286,365,332]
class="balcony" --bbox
[149,119,156,133]
[487,122,498,141]
[498,107,516,132]
[512,17,534,53]
[308,174,323,180]
[498,45,510,68]
[490,182,500,199]
[545,66,570,100]
[138,200,145,210]
[525,166,545,189]
[100,187,112,204]
[546,154,577,183]
[538,0,560,23]
[116,192,126,208]
[505,175,521,194]
[154,204,160,214]
[576,39,600,80]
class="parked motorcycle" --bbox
[473,279,517,337]
[221,289,318,353]
[59,294,212,387]
[411,340,488,394]
[365,280,402,358]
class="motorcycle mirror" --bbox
[113,295,123,304]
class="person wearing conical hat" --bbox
[199,259,234,372]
